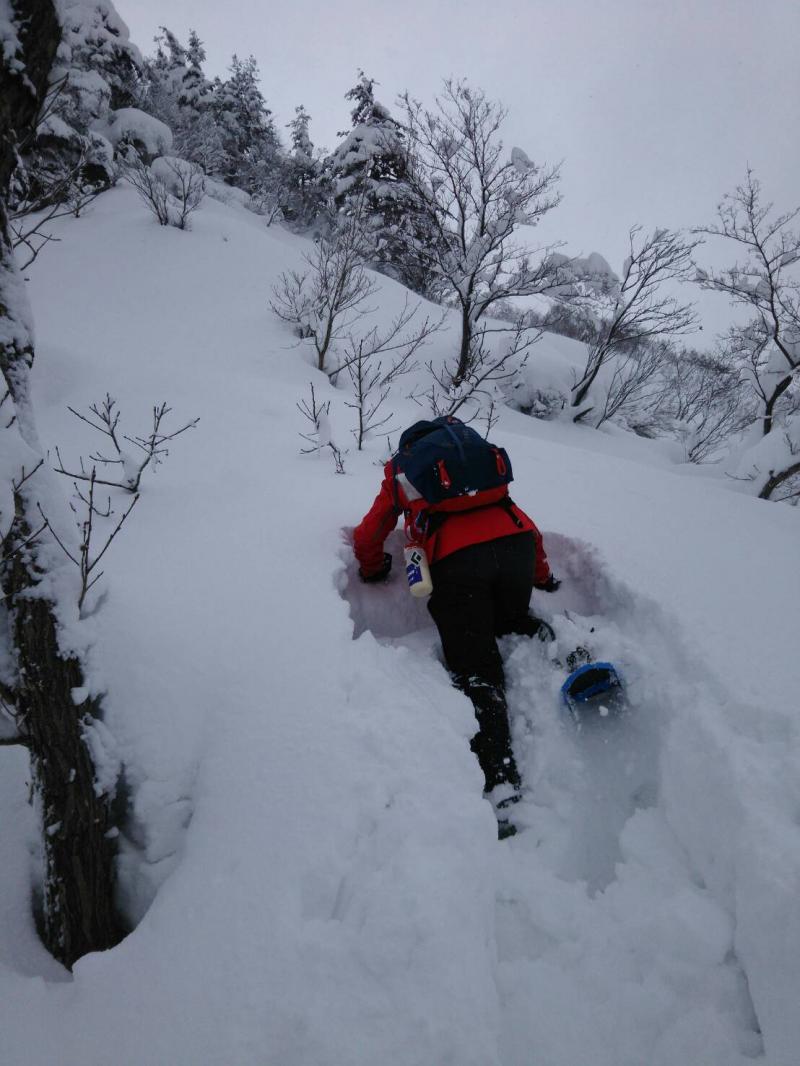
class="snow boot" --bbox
[565,645,593,671]
[487,781,522,840]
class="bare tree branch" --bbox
[39,471,140,615]
[1,518,49,563]
[420,320,540,422]
[694,169,800,444]
[399,80,571,387]
[124,156,205,230]
[571,227,699,420]
[297,381,347,472]
[54,395,199,492]
[270,210,378,372]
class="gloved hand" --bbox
[535,573,561,593]
[359,552,392,583]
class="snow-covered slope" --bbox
[2,186,798,1066]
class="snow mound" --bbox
[94,107,173,158]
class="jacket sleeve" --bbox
[353,467,402,576]
[530,521,553,587]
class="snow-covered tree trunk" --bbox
[0,0,123,968]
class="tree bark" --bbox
[454,304,473,385]
[1,0,124,968]
[762,374,794,437]
[10,540,123,963]
[0,1,61,190]
[758,459,800,501]
[571,351,604,411]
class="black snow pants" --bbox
[427,531,541,793]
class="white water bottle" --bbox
[404,545,433,598]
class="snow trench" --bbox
[340,531,767,1066]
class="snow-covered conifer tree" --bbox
[136,27,186,145]
[211,54,281,189]
[289,104,313,158]
[10,0,143,219]
[183,29,209,107]
[146,26,187,103]
[141,27,223,175]
[60,0,140,113]
[329,72,432,292]
[281,105,326,229]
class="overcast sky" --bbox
[124,0,799,337]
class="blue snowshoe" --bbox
[561,661,625,720]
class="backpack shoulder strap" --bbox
[391,455,401,512]
[498,494,525,528]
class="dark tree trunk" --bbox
[571,357,602,412]
[454,304,472,385]
[1,0,124,968]
[762,374,793,437]
[10,539,124,964]
[758,460,800,501]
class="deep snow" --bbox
[1,183,798,1066]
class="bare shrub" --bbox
[53,393,199,493]
[593,341,669,430]
[153,156,206,228]
[10,144,109,268]
[340,299,441,448]
[695,170,800,498]
[125,156,171,224]
[297,382,346,473]
[659,347,750,462]
[125,155,205,230]
[270,215,377,372]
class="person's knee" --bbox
[453,668,505,698]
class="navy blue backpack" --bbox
[393,416,513,506]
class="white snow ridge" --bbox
[1,181,798,1066]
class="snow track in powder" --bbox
[497,541,764,1065]
[341,531,765,1066]
[506,535,663,895]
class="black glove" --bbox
[359,552,392,583]
[535,574,561,593]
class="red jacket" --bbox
[353,460,552,582]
